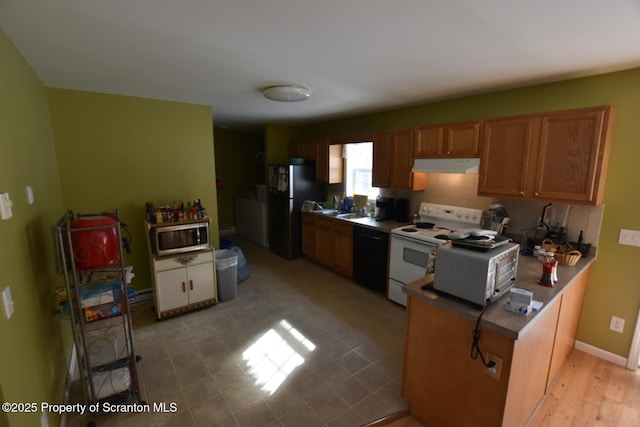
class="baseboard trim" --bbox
[360,409,410,426]
[575,340,628,368]
[131,288,153,306]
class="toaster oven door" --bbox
[491,248,518,298]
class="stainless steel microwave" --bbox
[150,220,210,256]
[433,243,519,307]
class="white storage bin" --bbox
[92,367,130,400]
[85,317,130,368]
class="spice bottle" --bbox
[539,252,558,287]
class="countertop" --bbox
[303,211,411,233]
[403,254,595,340]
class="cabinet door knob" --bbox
[535,192,539,197]
[520,191,525,196]
[446,150,451,155]
[182,282,186,292]
[189,280,194,290]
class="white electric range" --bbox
[388,202,484,306]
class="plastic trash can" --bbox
[215,249,238,302]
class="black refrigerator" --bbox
[268,163,324,259]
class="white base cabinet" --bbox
[151,249,217,319]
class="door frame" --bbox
[626,308,640,370]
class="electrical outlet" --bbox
[610,316,625,333]
[484,353,503,380]
[619,229,640,247]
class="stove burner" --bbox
[434,234,450,240]
[401,228,418,233]
[415,222,435,229]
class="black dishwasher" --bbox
[353,226,389,293]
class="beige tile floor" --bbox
[67,235,409,427]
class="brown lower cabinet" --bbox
[302,213,353,278]
[402,267,590,427]
[301,212,316,258]
[332,221,354,277]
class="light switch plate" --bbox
[2,286,14,319]
[0,193,13,220]
[26,185,34,205]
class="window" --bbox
[344,142,379,200]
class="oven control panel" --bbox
[418,203,483,226]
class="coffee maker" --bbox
[375,197,395,221]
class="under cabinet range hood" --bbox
[411,158,480,174]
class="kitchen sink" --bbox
[337,213,372,220]
[313,209,370,219]
[315,209,340,216]
[336,213,359,219]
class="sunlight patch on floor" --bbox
[242,319,315,394]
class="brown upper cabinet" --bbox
[478,105,614,205]
[291,133,373,185]
[372,132,392,188]
[287,137,343,183]
[478,116,536,198]
[288,137,317,160]
[414,120,481,158]
[316,137,344,184]
[373,130,427,190]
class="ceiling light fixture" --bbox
[263,85,310,102]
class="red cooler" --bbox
[71,215,121,270]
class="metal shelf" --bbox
[54,210,145,425]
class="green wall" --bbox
[214,129,265,229]
[297,68,640,358]
[265,124,298,165]
[1,28,221,426]
[0,31,67,427]
[46,89,220,291]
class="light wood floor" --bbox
[372,349,640,426]
[529,349,640,426]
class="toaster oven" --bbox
[433,243,519,307]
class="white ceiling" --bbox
[2,0,640,129]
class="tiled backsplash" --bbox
[381,173,604,250]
